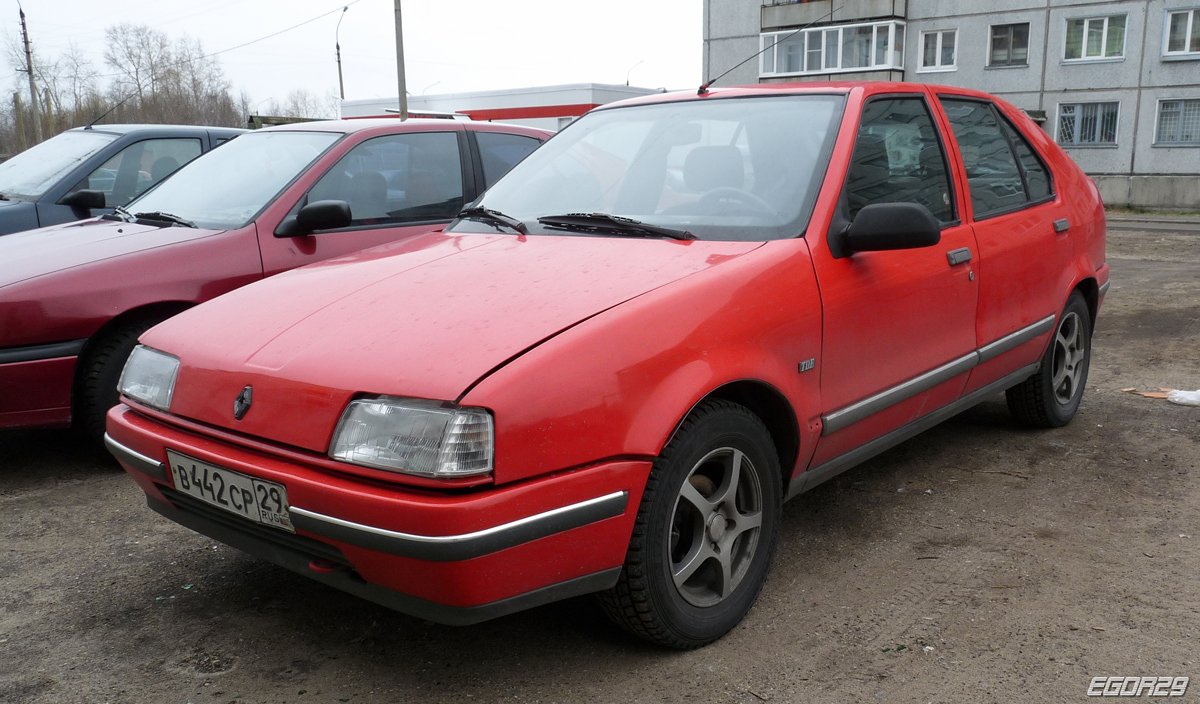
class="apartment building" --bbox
[703,0,1200,209]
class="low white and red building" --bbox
[340,83,665,131]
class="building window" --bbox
[1056,102,1120,146]
[1156,99,1200,144]
[760,21,905,77]
[1064,15,1126,60]
[989,23,1030,67]
[920,29,957,71]
[1164,9,1200,56]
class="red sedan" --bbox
[107,83,1107,648]
[0,118,548,438]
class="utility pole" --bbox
[336,6,347,100]
[393,0,407,120]
[18,3,43,145]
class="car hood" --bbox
[0,218,229,289]
[149,231,762,453]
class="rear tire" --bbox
[75,318,163,443]
[597,399,782,649]
[1006,291,1092,428]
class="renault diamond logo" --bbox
[233,386,253,420]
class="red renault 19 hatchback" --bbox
[107,83,1107,648]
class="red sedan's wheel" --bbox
[598,399,781,649]
[1006,291,1093,428]
[75,317,164,443]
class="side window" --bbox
[75,138,202,207]
[998,118,1052,200]
[307,131,463,226]
[844,97,955,222]
[476,132,542,188]
[940,98,1051,218]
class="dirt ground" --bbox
[2,226,1198,704]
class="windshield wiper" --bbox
[457,206,527,235]
[537,213,695,241]
[105,205,136,223]
[133,211,197,228]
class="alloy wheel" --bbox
[1051,311,1087,405]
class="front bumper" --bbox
[106,403,650,624]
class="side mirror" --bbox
[274,199,353,238]
[842,202,941,255]
[57,189,106,210]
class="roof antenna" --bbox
[85,90,138,129]
[698,4,843,95]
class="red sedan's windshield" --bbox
[456,94,845,241]
[127,130,342,230]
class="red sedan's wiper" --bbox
[537,213,696,241]
[457,206,527,235]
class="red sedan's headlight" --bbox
[328,396,494,478]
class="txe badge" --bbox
[798,358,816,373]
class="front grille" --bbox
[161,487,351,567]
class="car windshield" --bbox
[127,130,342,230]
[0,129,118,199]
[450,94,845,241]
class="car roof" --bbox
[67,124,246,137]
[595,81,995,111]
[260,118,553,139]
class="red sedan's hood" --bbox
[0,218,227,289]
[149,232,762,452]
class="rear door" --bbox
[807,93,979,466]
[934,96,1070,393]
[257,127,473,275]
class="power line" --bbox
[87,0,365,81]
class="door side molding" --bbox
[789,363,1040,500]
[820,315,1055,436]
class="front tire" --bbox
[1006,291,1092,428]
[598,399,782,649]
[75,317,164,443]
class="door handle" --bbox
[946,247,972,266]
[1053,218,1070,233]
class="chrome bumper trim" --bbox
[289,490,629,562]
[104,433,168,482]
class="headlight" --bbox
[118,345,180,411]
[329,396,494,478]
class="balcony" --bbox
[762,0,906,32]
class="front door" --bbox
[807,94,980,466]
[258,129,470,275]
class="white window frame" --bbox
[918,29,958,72]
[759,20,905,78]
[1055,101,1121,147]
[1163,8,1200,58]
[1154,98,1200,145]
[1062,14,1128,62]
[987,22,1032,67]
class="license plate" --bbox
[166,450,294,533]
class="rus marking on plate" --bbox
[798,358,816,373]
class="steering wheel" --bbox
[696,187,780,219]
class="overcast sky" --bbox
[4,0,702,108]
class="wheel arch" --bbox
[1073,276,1099,325]
[667,379,801,494]
[72,301,194,394]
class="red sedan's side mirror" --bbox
[842,202,942,255]
[275,200,353,238]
